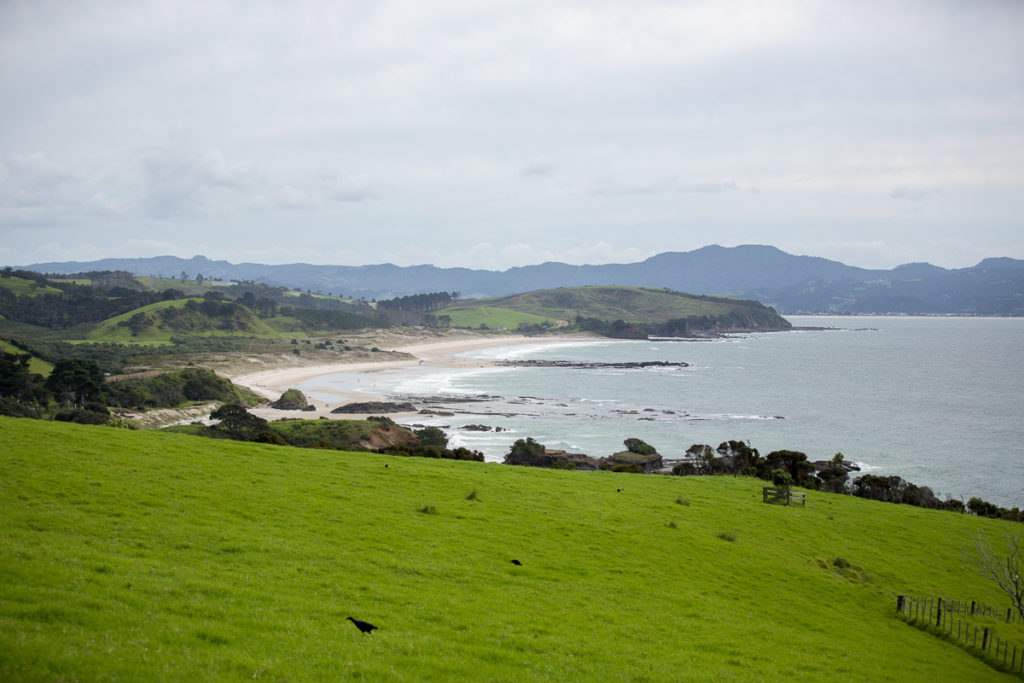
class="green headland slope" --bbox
[0,417,1016,681]
[439,286,791,335]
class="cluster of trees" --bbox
[0,355,109,423]
[0,268,384,335]
[377,291,458,312]
[200,407,484,461]
[0,273,181,328]
[105,368,254,410]
[0,354,256,422]
[380,424,484,461]
[669,439,1019,521]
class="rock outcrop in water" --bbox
[331,401,417,414]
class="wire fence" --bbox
[896,595,1023,675]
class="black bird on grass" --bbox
[347,616,378,634]
[510,559,522,566]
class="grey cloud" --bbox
[521,162,558,177]
[1,1,1022,269]
[890,186,940,201]
[0,153,77,207]
[589,178,741,197]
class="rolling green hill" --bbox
[0,275,62,297]
[89,298,279,342]
[0,417,1017,680]
[440,286,791,335]
[0,339,53,376]
[434,305,555,330]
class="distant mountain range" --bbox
[23,244,1024,315]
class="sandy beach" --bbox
[230,333,592,421]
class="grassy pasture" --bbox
[89,299,280,343]
[0,276,63,297]
[444,286,786,329]
[0,417,1018,681]
[0,339,53,376]
[435,305,555,330]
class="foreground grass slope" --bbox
[0,418,1017,681]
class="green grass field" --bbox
[435,305,556,330]
[89,299,280,343]
[441,286,787,330]
[0,276,63,297]
[0,339,53,376]
[0,417,1019,681]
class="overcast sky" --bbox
[2,1,1022,271]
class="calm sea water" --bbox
[302,317,1024,508]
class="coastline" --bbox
[229,332,598,422]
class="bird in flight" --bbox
[347,616,378,634]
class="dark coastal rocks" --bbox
[331,401,417,414]
[504,448,601,471]
[419,408,455,416]
[269,388,309,410]
[495,360,689,370]
[812,460,861,473]
[461,424,505,432]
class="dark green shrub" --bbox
[254,432,288,446]
[415,426,449,448]
[509,437,545,458]
[623,438,657,455]
[771,469,793,490]
[611,463,644,474]
[672,462,698,476]
[54,408,110,425]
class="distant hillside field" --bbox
[89,298,278,342]
[0,417,1017,680]
[0,339,53,376]
[26,247,1024,314]
[440,286,791,334]
[436,305,556,329]
[0,275,63,297]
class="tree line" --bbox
[377,291,458,312]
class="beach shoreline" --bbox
[229,332,598,422]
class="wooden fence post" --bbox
[982,627,989,651]
[936,597,943,627]
[897,595,905,613]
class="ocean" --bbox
[300,316,1024,508]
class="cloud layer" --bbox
[2,0,1022,270]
